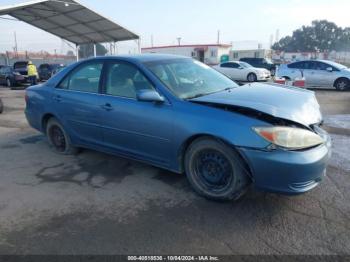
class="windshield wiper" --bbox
[186,87,235,100]
[186,93,210,99]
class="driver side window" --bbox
[105,62,155,99]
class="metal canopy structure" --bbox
[0,0,139,58]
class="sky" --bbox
[0,0,350,54]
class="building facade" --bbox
[141,44,232,65]
[229,49,272,61]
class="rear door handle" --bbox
[53,95,62,102]
[101,103,114,111]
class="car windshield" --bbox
[144,58,238,99]
[239,62,253,68]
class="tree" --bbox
[272,20,350,52]
[78,43,108,58]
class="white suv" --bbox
[277,60,350,91]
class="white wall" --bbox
[229,49,271,60]
[142,46,231,65]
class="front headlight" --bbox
[253,126,324,150]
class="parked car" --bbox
[277,60,350,91]
[213,61,271,82]
[52,64,66,75]
[25,55,331,201]
[13,61,29,77]
[0,65,26,87]
[38,63,65,81]
[240,57,277,76]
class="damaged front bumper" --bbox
[238,132,332,195]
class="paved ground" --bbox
[0,86,349,255]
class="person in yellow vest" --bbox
[27,61,38,86]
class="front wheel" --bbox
[185,137,250,201]
[247,73,257,82]
[46,118,78,155]
[334,78,349,91]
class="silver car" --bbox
[277,60,350,91]
[213,61,271,82]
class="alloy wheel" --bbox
[337,80,348,91]
[248,73,257,82]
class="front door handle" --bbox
[101,103,113,111]
[53,95,62,102]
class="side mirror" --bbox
[326,67,333,72]
[137,89,165,103]
[238,66,244,69]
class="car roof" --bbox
[291,59,329,63]
[83,54,191,64]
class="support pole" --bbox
[94,43,97,57]
[137,38,141,54]
[76,44,79,61]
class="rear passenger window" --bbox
[288,62,304,69]
[59,62,103,93]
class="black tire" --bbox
[334,78,349,91]
[0,99,3,114]
[6,78,12,88]
[46,118,78,155]
[247,73,257,82]
[184,137,250,201]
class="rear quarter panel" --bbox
[25,84,54,132]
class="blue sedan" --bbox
[25,54,331,201]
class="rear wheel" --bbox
[46,118,78,155]
[185,137,250,201]
[247,73,257,82]
[334,78,349,91]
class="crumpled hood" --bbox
[190,83,322,126]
